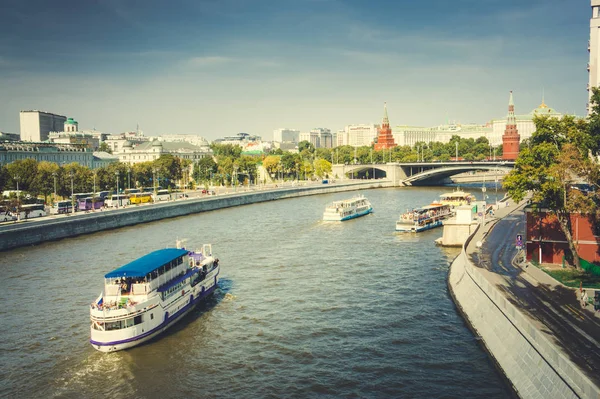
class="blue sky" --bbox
[0,0,589,140]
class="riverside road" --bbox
[473,200,600,388]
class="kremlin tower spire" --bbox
[502,91,520,160]
[374,102,397,151]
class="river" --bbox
[0,186,511,398]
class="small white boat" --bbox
[396,203,453,232]
[89,241,219,352]
[323,195,373,221]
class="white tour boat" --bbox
[90,241,219,352]
[396,203,453,233]
[322,195,373,221]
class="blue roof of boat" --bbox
[104,248,188,278]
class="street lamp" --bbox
[14,175,20,222]
[371,148,374,180]
[152,168,157,203]
[455,141,459,162]
[127,166,131,190]
[115,171,120,208]
[93,171,97,211]
[69,172,74,214]
[52,172,57,205]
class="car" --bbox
[201,189,208,194]
[1,212,16,222]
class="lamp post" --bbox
[14,175,20,222]
[92,171,97,211]
[370,148,373,179]
[127,166,131,190]
[70,172,74,214]
[152,168,157,203]
[52,172,57,205]
[115,171,119,208]
[455,141,459,162]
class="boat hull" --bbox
[396,219,443,232]
[324,207,373,221]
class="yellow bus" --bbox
[129,192,153,204]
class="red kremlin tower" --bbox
[502,91,520,160]
[374,102,397,151]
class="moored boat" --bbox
[436,189,476,208]
[323,195,373,221]
[90,241,219,352]
[395,203,453,232]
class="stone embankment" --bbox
[448,206,599,398]
[0,180,391,252]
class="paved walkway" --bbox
[466,198,600,388]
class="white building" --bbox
[156,134,211,150]
[273,128,299,143]
[20,110,67,142]
[394,123,492,147]
[48,117,100,150]
[338,124,378,147]
[105,131,149,154]
[590,0,600,113]
[118,140,212,165]
[299,131,319,148]
[214,132,261,146]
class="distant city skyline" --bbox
[0,0,588,140]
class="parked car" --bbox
[201,189,208,194]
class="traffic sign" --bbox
[516,234,523,248]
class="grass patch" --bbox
[538,266,600,289]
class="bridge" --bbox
[330,161,515,186]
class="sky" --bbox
[0,0,590,141]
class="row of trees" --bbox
[0,154,190,204]
[504,88,600,269]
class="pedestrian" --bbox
[583,291,589,307]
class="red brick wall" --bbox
[525,210,600,264]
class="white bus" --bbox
[152,189,171,202]
[50,200,74,215]
[105,194,130,208]
[18,204,47,219]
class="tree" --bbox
[503,115,599,269]
[313,158,332,178]
[262,155,280,177]
[32,161,60,203]
[98,142,112,154]
[298,140,315,154]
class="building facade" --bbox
[48,118,100,150]
[214,132,261,146]
[525,208,600,264]
[338,124,378,147]
[117,140,212,165]
[273,128,300,143]
[0,141,94,167]
[104,131,149,154]
[394,123,492,147]
[20,110,67,142]
[589,0,600,114]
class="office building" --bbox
[20,110,67,142]
[273,128,300,143]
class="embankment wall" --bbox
[448,229,598,398]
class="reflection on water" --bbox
[0,186,510,398]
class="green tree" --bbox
[98,142,112,154]
[298,140,315,154]
[313,158,332,178]
[503,115,599,269]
